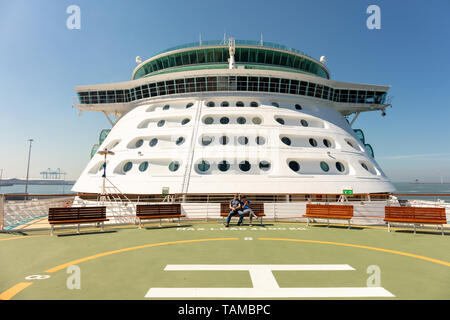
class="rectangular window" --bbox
[197,51,205,64]
[265,51,273,64]
[207,49,214,63]
[280,78,289,93]
[323,86,329,100]
[207,77,217,91]
[237,76,247,91]
[269,78,280,92]
[79,92,89,104]
[365,91,374,103]
[315,84,323,98]
[217,76,228,91]
[228,76,237,91]
[357,91,365,104]
[215,49,223,62]
[116,90,125,103]
[349,90,357,103]
[307,83,316,97]
[248,77,258,91]
[189,51,197,64]
[374,91,384,104]
[240,49,249,62]
[248,49,256,63]
[166,80,175,94]
[157,82,166,96]
[196,77,206,92]
[257,50,266,63]
[340,90,349,103]
[290,80,299,95]
[273,52,281,65]
[299,81,307,95]
[141,86,149,99]
[175,79,185,93]
[149,83,157,97]
[280,54,287,66]
[135,87,142,100]
[259,77,269,92]
[293,57,301,69]
[175,55,182,66]
[90,91,98,104]
[185,78,195,92]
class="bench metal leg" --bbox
[178,217,181,226]
[442,225,444,236]
[413,224,416,235]
[306,218,309,227]
[77,224,80,234]
[348,220,351,230]
[159,219,162,228]
[138,218,142,229]
[327,219,329,228]
[388,222,390,232]
[101,222,104,232]
[50,225,54,236]
[260,217,263,226]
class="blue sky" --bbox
[0,0,449,181]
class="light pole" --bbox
[24,139,34,197]
[0,168,3,192]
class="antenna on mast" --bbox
[260,33,263,46]
[228,37,235,69]
[199,32,202,46]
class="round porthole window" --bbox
[168,161,180,172]
[239,161,251,172]
[181,118,190,125]
[320,161,330,172]
[176,137,185,146]
[221,101,229,107]
[259,161,271,171]
[237,117,246,124]
[250,101,259,107]
[272,102,279,108]
[218,160,230,172]
[139,161,148,172]
[219,136,229,145]
[207,101,215,107]
[336,162,345,172]
[220,117,229,124]
[300,119,309,127]
[186,103,194,109]
[236,101,244,107]
[123,162,133,172]
[157,120,165,127]
[197,160,210,172]
[252,117,262,125]
[361,163,369,171]
[163,105,170,111]
[281,137,291,146]
[256,136,266,145]
[204,117,214,125]
[238,136,249,145]
[201,136,214,146]
[135,139,143,148]
[295,104,302,110]
[309,138,318,147]
[276,118,285,125]
[323,139,331,148]
[288,161,300,172]
[149,138,158,147]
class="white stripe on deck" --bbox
[163,264,355,271]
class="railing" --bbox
[154,40,312,58]
[1,193,448,232]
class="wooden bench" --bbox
[136,204,184,228]
[220,202,265,225]
[384,206,447,235]
[303,204,354,229]
[48,206,108,236]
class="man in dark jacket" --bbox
[225,193,244,227]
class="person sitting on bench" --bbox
[240,196,257,227]
[225,193,244,227]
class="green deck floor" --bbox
[1,221,449,300]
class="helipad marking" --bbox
[0,282,33,300]
[44,238,238,273]
[146,264,394,298]
[259,238,450,267]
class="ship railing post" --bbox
[0,194,4,232]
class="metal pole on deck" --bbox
[24,139,34,199]
[0,194,5,231]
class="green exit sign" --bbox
[343,190,353,195]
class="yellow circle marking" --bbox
[259,237,450,267]
[45,237,239,273]
[0,282,33,300]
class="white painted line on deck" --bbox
[164,264,355,271]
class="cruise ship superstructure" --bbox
[72,39,395,196]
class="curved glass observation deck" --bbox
[132,40,329,80]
